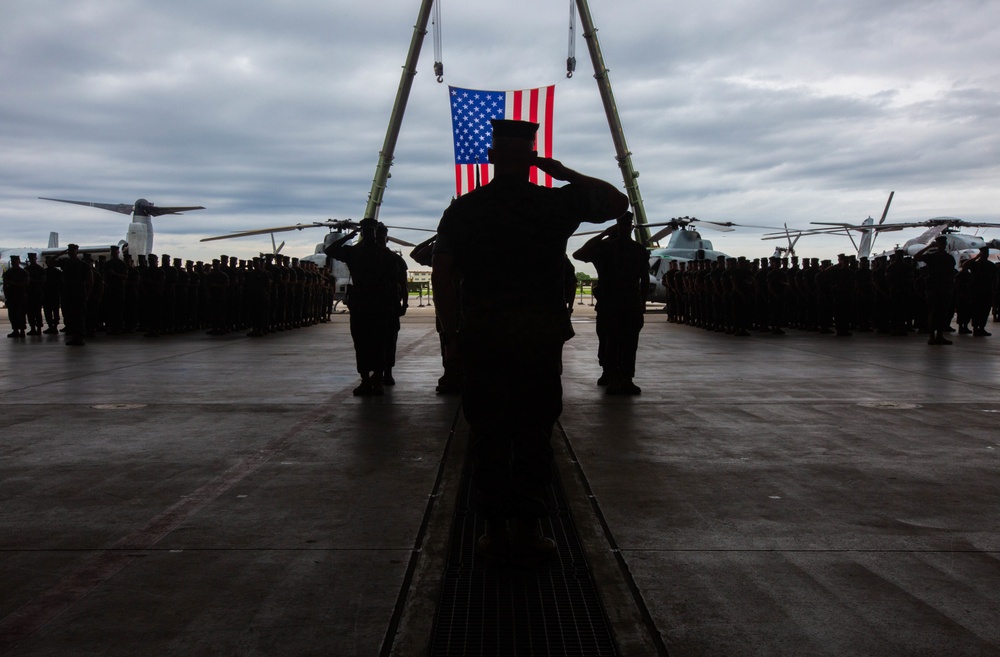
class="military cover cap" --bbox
[491,119,539,141]
[9,254,20,262]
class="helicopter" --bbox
[760,192,894,259]
[765,213,1000,268]
[34,197,205,258]
[635,216,779,303]
[867,218,1000,267]
[2,197,205,275]
[200,218,434,304]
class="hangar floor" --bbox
[2,303,998,656]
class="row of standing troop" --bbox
[2,244,335,345]
[660,238,999,344]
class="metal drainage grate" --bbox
[428,457,619,657]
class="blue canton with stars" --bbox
[450,86,506,164]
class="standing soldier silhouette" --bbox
[24,253,46,336]
[325,218,405,396]
[959,246,998,336]
[42,256,62,334]
[103,245,128,334]
[572,211,649,394]
[3,255,30,338]
[376,223,409,386]
[412,235,462,394]
[59,244,93,346]
[432,119,629,566]
[915,236,956,345]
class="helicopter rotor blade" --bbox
[648,225,678,243]
[692,221,735,232]
[145,205,206,216]
[878,191,894,226]
[381,224,438,234]
[200,220,357,242]
[386,235,416,248]
[39,197,134,215]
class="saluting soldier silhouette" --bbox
[432,119,629,566]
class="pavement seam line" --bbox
[555,421,671,657]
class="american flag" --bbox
[449,85,555,197]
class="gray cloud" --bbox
[2,0,998,266]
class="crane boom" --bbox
[575,0,650,243]
[363,0,436,222]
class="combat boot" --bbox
[370,372,385,396]
[607,379,641,395]
[508,517,557,568]
[476,520,510,565]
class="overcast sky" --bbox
[2,0,998,270]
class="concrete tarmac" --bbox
[1,304,998,656]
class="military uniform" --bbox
[103,248,128,334]
[960,250,998,336]
[327,222,404,394]
[914,239,956,344]
[24,254,45,335]
[42,258,62,333]
[59,247,92,345]
[434,161,625,521]
[573,219,649,393]
[3,256,30,337]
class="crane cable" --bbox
[567,0,577,78]
[433,0,444,82]
[432,0,577,82]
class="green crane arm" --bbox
[575,0,651,243]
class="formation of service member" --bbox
[3,255,30,338]
[432,119,630,567]
[325,218,408,396]
[660,251,997,343]
[572,211,649,394]
[7,249,333,344]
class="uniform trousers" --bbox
[461,335,563,520]
[349,311,389,374]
